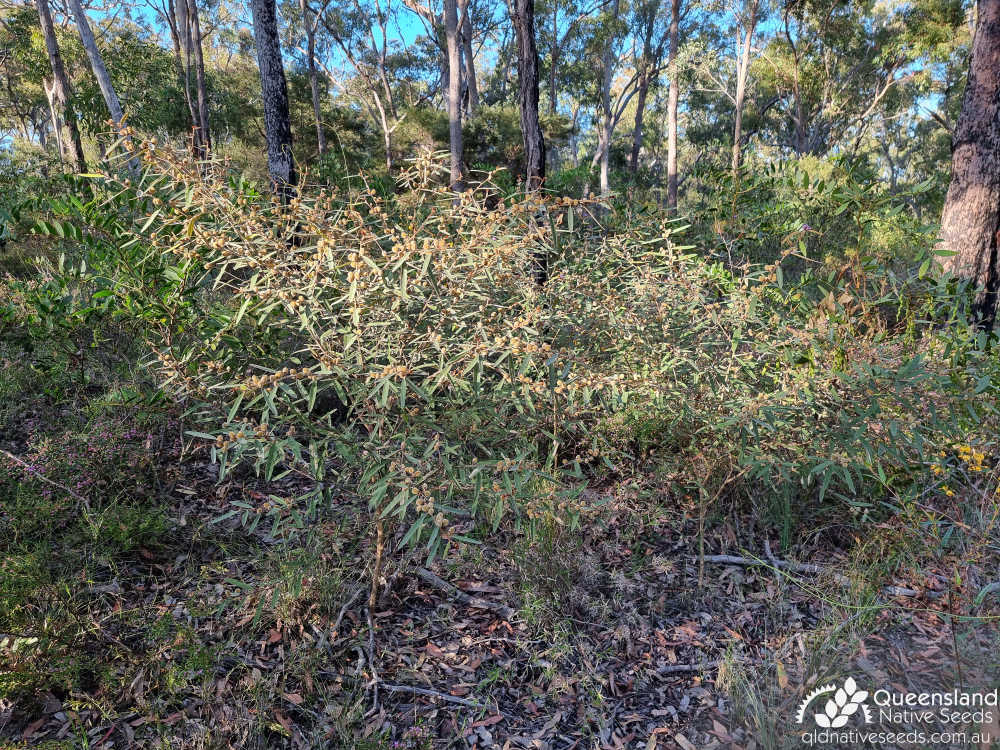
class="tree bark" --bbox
[597,0,620,198]
[163,0,195,133]
[190,0,211,156]
[174,0,199,154]
[940,0,1000,330]
[628,74,649,174]
[666,0,679,210]
[512,0,545,191]
[461,11,479,114]
[548,10,559,114]
[251,0,297,197]
[67,0,139,174]
[300,0,326,154]
[512,0,546,285]
[444,0,465,191]
[36,0,87,173]
[731,0,758,177]
[43,81,64,161]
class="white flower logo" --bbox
[795,677,872,727]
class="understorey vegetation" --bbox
[2,0,1000,744]
[1,142,998,747]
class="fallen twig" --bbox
[378,682,486,709]
[366,607,379,710]
[700,543,946,600]
[656,661,720,675]
[415,567,515,620]
[1,447,90,510]
[700,553,823,575]
[332,587,363,634]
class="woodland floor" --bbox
[1,341,999,750]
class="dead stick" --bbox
[333,587,363,634]
[366,607,379,710]
[415,567,515,620]
[1,447,90,509]
[656,661,720,675]
[379,682,486,709]
[699,551,944,600]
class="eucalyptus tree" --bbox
[691,0,766,177]
[665,0,680,208]
[627,0,672,174]
[583,0,651,197]
[729,0,758,175]
[67,0,140,174]
[251,0,297,194]
[300,0,328,154]
[0,5,51,144]
[511,0,545,191]
[35,0,87,171]
[444,0,465,189]
[154,0,212,157]
[536,0,603,114]
[182,0,211,157]
[940,0,1000,330]
[759,0,934,159]
[316,0,401,170]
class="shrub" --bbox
[21,143,997,599]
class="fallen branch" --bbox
[379,682,486,709]
[1,447,90,510]
[656,661,720,675]
[700,543,945,600]
[415,567,515,621]
[366,607,379,710]
[332,587,364,634]
[700,553,823,576]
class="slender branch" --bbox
[1,447,90,509]
[379,682,486,708]
[699,542,946,600]
[656,661,720,675]
[415,567,515,620]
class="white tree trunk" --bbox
[67,0,138,174]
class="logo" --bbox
[796,677,873,728]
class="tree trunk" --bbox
[190,0,211,156]
[570,102,580,167]
[628,1,660,176]
[731,0,758,177]
[444,0,465,191]
[67,0,138,174]
[939,0,1000,330]
[43,81,64,161]
[600,129,610,196]
[251,0,297,197]
[666,0,679,210]
[628,72,649,174]
[597,0,619,199]
[548,13,559,114]
[461,11,479,114]
[164,0,195,133]
[512,0,545,191]
[36,0,87,173]
[372,93,394,172]
[175,0,199,154]
[300,0,326,155]
[512,0,546,284]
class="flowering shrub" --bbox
[16,143,997,591]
